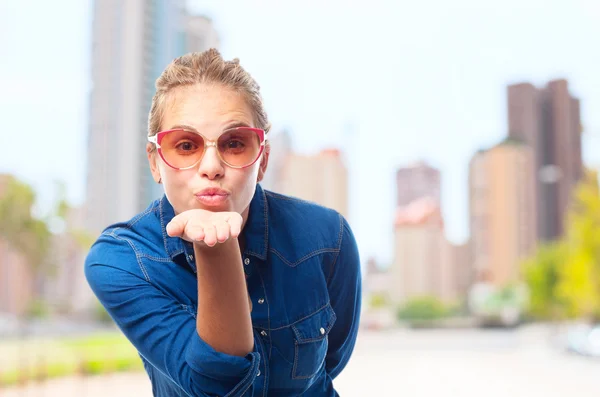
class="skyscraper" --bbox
[468,140,536,286]
[396,161,441,207]
[144,14,220,205]
[507,79,583,241]
[85,1,219,234]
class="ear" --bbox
[257,143,270,182]
[147,143,162,183]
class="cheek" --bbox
[239,166,260,187]
[231,168,259,200]
[160,164,194,185]
[161,169,196,209]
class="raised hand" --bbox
[166,209,243,247]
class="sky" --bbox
[0,0,599,265]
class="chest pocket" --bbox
[290,304,337,379]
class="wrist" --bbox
[193,238,241,259]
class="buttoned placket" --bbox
[243,256,252,278]
[181,241,197,273]
[244,255,271,396]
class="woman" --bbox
[85,49,361,397]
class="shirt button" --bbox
[257,369,261,377]
[258,298,265,304]
[260,330,267,337]
[320,327,325,335]
[244,258,250,265]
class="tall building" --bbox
[389,197,470,305]
[144,14,220,204]
[277,149,349,220]
[390,161,472,304]
[390,197,445,304]
[507,79,583,241]
[85,1,219,234]
[468,140,536,287]
[396,161,441,207]
[469,150,490,282]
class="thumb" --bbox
[166,213,187,237]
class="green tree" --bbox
[522,242,566,320]
[556,170,600,320]
[397,296,449,322]
[523,169,600,321]
[46,179,95,250]
[0,175,52,272]
[369,293,389,309]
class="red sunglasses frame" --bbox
[148,127,267,170]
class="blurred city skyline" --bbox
[1,0,599,264]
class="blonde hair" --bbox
[147,49,271,146]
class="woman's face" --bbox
[148,83,269,221]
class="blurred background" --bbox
[1,0,600,395]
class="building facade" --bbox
[85,0,219,234]
[277,149,349,220]
[507,79,582,241]
[390,197,445,304]
[469,140,536,287]
[396,161,441,207]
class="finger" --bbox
[166,215,186,237]
[203,224,218,247]
[215,221,230,243]
[227,216,242,238]
[190,227,205,242]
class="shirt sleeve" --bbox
[84,233,260,397]
[324,215,362,380]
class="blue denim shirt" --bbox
[85,184,362,396]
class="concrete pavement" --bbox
[2,325,599,396]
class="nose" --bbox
[197,144,225,180]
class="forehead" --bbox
[162,83,255,131]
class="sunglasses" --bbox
[148,127,266,170]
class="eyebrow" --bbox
[223,121,252,130]
[168,124,198,132]
[167,121,252,133]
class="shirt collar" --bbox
[159,184,269,261]
[242,183,269,260]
